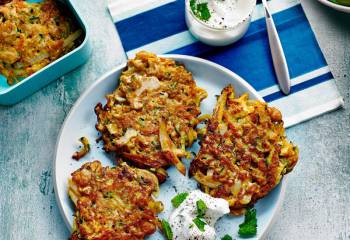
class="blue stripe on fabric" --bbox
[169,5,328,91]
[116,1,186,52]
[263,72,333,102]
[116,2,330,95]
[117,1,301,53]
[167,5,305,56]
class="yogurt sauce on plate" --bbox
[169,190,230,240]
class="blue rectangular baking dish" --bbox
[0,0,91,105]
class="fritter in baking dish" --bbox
[95,51,208,179]
[68,161,163,240]
[189,85,298,215]
[0,0,82,85]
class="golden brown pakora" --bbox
[190,85,298,215]
[95,51,207,179]
[68,161,163,240]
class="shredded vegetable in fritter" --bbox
[95,51,207,180]
[69,161,163,240]
[190,85,298,215]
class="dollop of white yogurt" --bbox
[190,0,255,29]
[169,190,230,240]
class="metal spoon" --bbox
[262,0,291,95]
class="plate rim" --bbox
[318,0,350,13]
[53,54,287,239]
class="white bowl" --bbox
[318,0,350,13]
[185,0,257,46]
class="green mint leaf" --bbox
[196,3,211,21]
[244,208,257,223]
[238,208,257,237]
[171,192,189,208]
[190,0,196,12]
[193,217,206,232]
[190,1,211,21]
[238,223,257,237]
[196,199,207,218]
[161,219,173,240]
[221,234,233,240]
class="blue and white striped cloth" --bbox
[108,0,343,128]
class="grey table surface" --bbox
[0,0,349,239]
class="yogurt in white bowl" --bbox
[185,0,257,46]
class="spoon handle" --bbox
[263,2,291,95]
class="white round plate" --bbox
[318,0,350,13]
[54,55,286,240]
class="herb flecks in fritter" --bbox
[95,51,207,179]
[68,161,163,240]
[190,85,298,215]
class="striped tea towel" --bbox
[108,0,344,128]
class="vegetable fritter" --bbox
[68,161,163,240]
[95,51,207,179]
[190,85,298,215]
[0,0,82,85]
